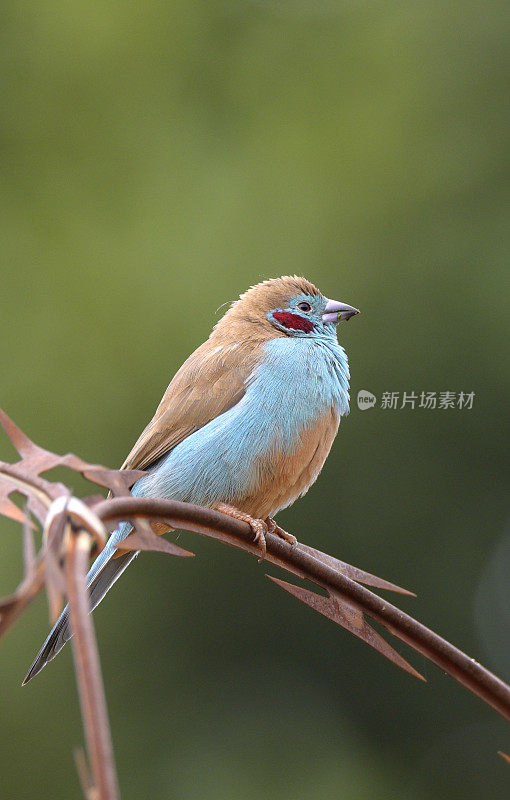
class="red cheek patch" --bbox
[273,311,315,333]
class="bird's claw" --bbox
[265,517,298,547]
[214,506,297,560]
[215,503,267,561]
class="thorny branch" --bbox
[0,410,508,799]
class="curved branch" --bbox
[93,496,510,722]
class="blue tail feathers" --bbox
[23,526,136,685]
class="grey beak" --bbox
[322,298,360,324]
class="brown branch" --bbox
[66,528,120,800]
[93,496,510,722]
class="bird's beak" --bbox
[322,298,360,324]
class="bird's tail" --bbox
[23,536,137,685]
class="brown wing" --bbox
[121,340,261,472]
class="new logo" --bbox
[357,390,376,410]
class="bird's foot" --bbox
[215,503,267,560]
[265,517,298,547]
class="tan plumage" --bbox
[122,339,261,472]
[235,407,340,519]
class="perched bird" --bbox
[24,276,359,683]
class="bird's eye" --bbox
[297,301,312,313]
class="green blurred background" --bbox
[1,1,509,798]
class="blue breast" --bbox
[131,334,350,509]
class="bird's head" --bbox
[215,276,359,342]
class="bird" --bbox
[23,276,359,684]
